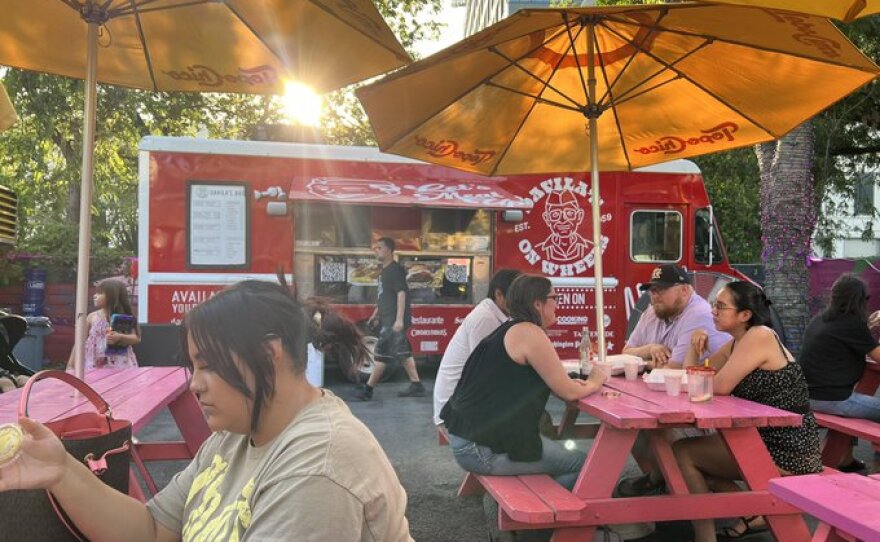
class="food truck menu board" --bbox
[187,182,250,268]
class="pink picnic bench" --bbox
[0,367,210,501]
[816,362,880,468]
[455,376,813,541]
[770,473,880,542]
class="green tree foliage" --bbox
[0,0,441,281]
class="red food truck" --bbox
[137,136,744,378]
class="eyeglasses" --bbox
[711,301,738,311]
[546,208,580,221]
[544,294,559,302]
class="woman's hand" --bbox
[587,363,609,388]
[106,330,120,345]
[690,329,709,359]
[869,310,880,330]
[0,418,69,492]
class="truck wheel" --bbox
[336,336,400,383]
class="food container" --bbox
[642,369,687,392]
[687,366,715,402]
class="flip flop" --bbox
[717,516,768,540]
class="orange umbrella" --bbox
[358,4,878,359]
[0,0,410,378]
[693,0,879,22]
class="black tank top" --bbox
[440,320,551,462]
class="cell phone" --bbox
[110,314,135,335]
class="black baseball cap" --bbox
[639,264,691,291]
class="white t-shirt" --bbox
[433,298,507,425]
[147,390,412,541]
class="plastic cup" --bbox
[664,374,682,396]
[623,359,640,381]
[687,366,715,402]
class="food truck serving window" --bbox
[296,202,487,305]
[630,210,682,263]
[187,181,250,269]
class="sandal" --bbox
[717,516,768,540]
[616,473,666,497]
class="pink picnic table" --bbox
[525,375,812,542]
[770,473,880,542]
[0,367,210,502]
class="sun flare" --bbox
[281,80,322,127]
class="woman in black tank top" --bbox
[440,274,607,490]
[674,281,821,542]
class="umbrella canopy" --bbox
[0,81,15,132]
[692,0,879,22]
[0,0,410,94]
[357,4,879,359]
[0,0,410,378]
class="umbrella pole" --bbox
[586,24,606,364]
[73,21,99,381]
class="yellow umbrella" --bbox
[0,82,15,132]
[0,0,410,378]
[693,0,879,22]
[357,4,878,360]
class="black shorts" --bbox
[374,326,413,364]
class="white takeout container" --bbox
[643,368,688,392]
[596,354,646,376]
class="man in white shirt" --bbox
[433,269,522,427]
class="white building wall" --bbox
[815,169,879,258]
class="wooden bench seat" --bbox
[770,472,880,542]
[458,473,585,525]
[814,412,880,449]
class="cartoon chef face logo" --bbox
[516,177,609,278]
[536,189,592,263]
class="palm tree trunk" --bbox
[756,122,815,355]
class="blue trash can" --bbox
[12,316,53,371]
[22,268,48,316]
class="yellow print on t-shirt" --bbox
[181,454,255,542]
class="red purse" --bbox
[0,370,132,541]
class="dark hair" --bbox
[97,279,137,334]
[487,269,522,302]
[823,274,869,323]
[181,277,309,432]
[506,274,552,326]
[724,281,774,330]
[377,236,395,252]
[303,296,369,380]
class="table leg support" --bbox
[168,389,210,456]
[722,427,811,542]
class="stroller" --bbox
[0,311,35,392]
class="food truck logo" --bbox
[517,177,609,277]
[306,178,400,200]
[633,122,739,156]
[163,64,279,88]
[405,183,531,208]
[414,136,496,167]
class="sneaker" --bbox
[354,385,373,401]
[616,473,666,497]
[398,382,426,397]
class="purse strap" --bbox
[18,370,113,419]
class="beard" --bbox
[653,298,684,320]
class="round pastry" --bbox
[0,423,23,467]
